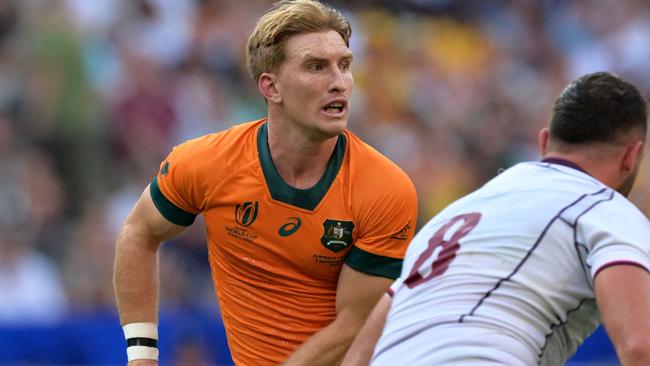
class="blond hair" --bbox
[246,0,351,82]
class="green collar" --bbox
[257,123,346,210]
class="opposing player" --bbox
[342,72,650,366]
[113,1,417,365]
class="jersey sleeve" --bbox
[345,165,418,280]
[580,196,650,280]
[149,141,205,226]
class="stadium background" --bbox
[0,0,647,364]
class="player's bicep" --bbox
[120,186,187,246]
[351,170,417,270]
[335,264,393,327]
[595,264,650,361]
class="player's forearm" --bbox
[341,294,391,366]
[113,222,161,325]
[614,334,650,366]
[617,345,650,366]
[282,315,362,366]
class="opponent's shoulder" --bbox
[585,189,648,224]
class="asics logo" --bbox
[278,217,302,237]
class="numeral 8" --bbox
[405,212,481,288]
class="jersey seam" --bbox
[572,190,615,290]
[537,190,614,363]
[514,188,614,363]
[458,187,609,323]
[537,297,595,364]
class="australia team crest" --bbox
[321,219,355,253]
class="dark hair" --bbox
[549,72,647,145]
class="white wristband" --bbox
[123,322,158,340]
[123,322,159,361]
[127,346,159,361]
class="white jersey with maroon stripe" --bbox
[372,160,650,366]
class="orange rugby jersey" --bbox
[150,119,417,365]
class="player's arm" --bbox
[341,293,392,366]
[282,265,392,366]
[595,264,650,366]
[114,186,187,365]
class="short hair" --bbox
[549,72,647,146]
[246,0,351,83]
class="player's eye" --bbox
[307,63,323,71]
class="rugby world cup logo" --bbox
[235,201,259,227]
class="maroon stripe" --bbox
[594,260,649,279]
[541,157,589,175]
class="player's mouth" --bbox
[322,99,347,117]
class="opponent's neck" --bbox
[543,152,618,189]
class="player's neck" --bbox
[266,123,339,190]
[543,152,619,189]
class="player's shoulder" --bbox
[346,131,417,207]
[171,119,264,162]
[490,161,601,193]
[587,188,648,222]
[344,129,414,186]
[505,162,645,221]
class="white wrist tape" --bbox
[123,322,158,340]
[126,346,159,361]
[123,322,159,361]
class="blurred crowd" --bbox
[0,0,648,324]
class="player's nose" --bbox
[328,66,351,94]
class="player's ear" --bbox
[538,128,550,156]
[258,72,282,104]
[621,140,644,174]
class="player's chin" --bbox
[321,119,347,137]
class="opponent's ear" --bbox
[538,128,550,156]
[258,73,282,104]
[621,140,644,173]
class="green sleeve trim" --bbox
[345,246,403,279]
[149,176,196,226]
